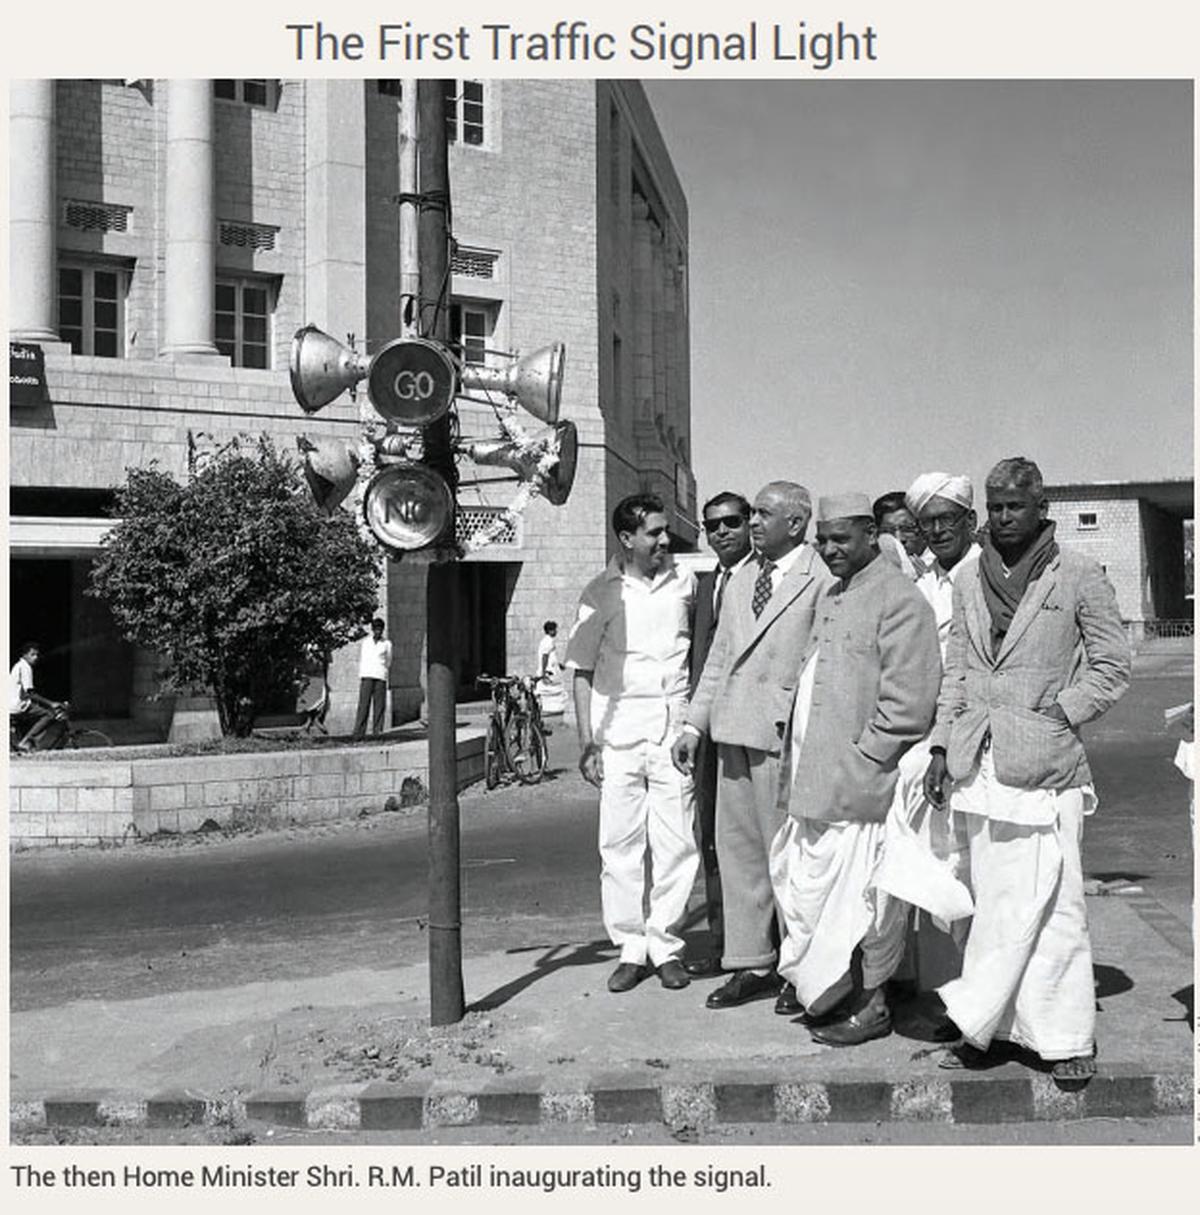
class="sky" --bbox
[642,80,1193,512]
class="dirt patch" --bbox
[312,1010,514,1085]
[131,1002,523,1094]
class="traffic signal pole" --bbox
[418,80,466,1026]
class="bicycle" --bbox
[476,674,548,789]
[508,674,549,785]
[9,702,113,753]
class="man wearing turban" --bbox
[873,473,981,1004]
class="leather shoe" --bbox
[774,982,803,1016]
[705,969,783,1009]
[683,957,723,978]
[607,962,649,993]
[809,1006,892,1047]
[657,959,691,990]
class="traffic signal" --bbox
[289,325,458,553]
[289,325,574,556]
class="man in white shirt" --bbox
[9,641,62,752]
[566,493,699,994]
[352,617,393,740]
[535,621,567,717]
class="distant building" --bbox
[8,79,695,736]
[1045,478,1194,639]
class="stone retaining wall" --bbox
[8,732,485,849]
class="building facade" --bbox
[9,79,695,735]
[1045,479,1194,638]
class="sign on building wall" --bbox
[9,343,47,408]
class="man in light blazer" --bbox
[673,481,833,1013]
[925,457,1130,1085]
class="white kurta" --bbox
[937,748,1097,1060]
[773,653,907,1011]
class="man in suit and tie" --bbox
[685,492,755,977]
[925,457,1131,1084]
[673,481,833,1012]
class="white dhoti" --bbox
[599,738,699,967]
[937,748,1097,1061]
[874,740,973,988]
[770,653,908,1012]
[772,816,908,1011]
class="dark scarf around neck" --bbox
[979,520,1059,651]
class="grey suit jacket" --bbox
[929,547,1131,789]
[687,545,833,755]
[783,553,941,824]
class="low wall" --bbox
[8,730,485,849]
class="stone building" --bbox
[1045,478,1194,638]
[8,79,695,736]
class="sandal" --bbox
[937,1041,991,1070]
[1050,1047,1097,1088]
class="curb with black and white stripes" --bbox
[11,1067,1192,1133]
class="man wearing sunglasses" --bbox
[873,490,931,581]
[673,481,832,1014]
[684,492,756,978]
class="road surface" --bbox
[11,649,1192,1013]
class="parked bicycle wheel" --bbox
[484,720,506,790]
[506,715,547,785]
[66,729,113,750]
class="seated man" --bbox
[9,641,62,752]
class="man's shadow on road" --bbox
[468,938,618,1012]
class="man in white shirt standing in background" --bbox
[352,617,393,741]
[566,492,699,994]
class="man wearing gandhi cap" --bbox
[771,492,940,1045]
[873,474,982,1000]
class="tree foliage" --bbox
[90,437,382,735]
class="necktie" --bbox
[752,559,776,618]
[714,568,731,622]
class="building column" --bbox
[9,80,59,341]
[304,80,367,341]
[161,79,219,358]
[631,195,655,428]
[650,220,668,435]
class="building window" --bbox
[443,79,485,146]
[215,278,274,368]
[213,79,273,108]
[1077,511,1099,530]
[58,262,127,358]
[450,302,496,366]
[377,80,403,98]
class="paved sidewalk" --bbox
[10,893,1192,1135]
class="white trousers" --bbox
[938,753,1095,1060]
[771,816,908,1011]
[599,739,699,967]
